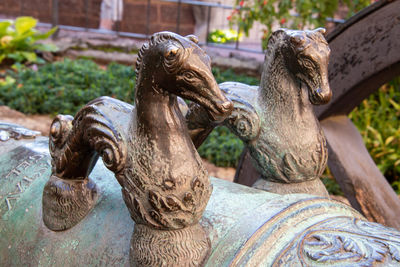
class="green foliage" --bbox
[0,59,135,115]
[321,177,343,195]
[228,0,371,49]
[198,68,259,167]
[208,29,242,44]
[2,57,398,196]
[349,77,400,190]
[0,17,57,64]
[0,58,257,168]
[198,126,244,167]
[393,181,400,195]
[0,59,260,117]
[212,67,259,85]
[321,168,343,196]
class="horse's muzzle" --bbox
[310,87,332,105]
[209,100,233,122]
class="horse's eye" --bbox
[183,72,195,80]
[303,59,314,69]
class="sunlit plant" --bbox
[208,29,242,44]
[349,78,400,189]
[228,0,372,49]
[0,16,57,64]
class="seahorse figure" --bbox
[187,28,332,196]
[42,32,233,266]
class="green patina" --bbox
[3,137,397,266]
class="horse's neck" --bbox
[258,54,313,124]
[134,81,194,155]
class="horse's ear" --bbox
[185,35,199,44]
[315,28,326,36]
[272,28,286,38]
[290,34,306,46]
[165,45,179,60]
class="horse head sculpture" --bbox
[187,28,332,197]
[135,33,232,122]
[278,28,332,105]
[124,32,233,265]
[4,27,400,267]
[42,32,233,266]
[253,28,331,193]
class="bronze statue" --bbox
[2,27,400,266]
[187,28,332,197]
[42,32,233,266]
[3,122,400,266]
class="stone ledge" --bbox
[66,49,138,66]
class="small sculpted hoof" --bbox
[42,175,98,231]
[130,223,210,267]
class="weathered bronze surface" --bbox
[233,0,400,230]
[2,136,400,266]
[2,25,394,266]
[0,122,41,142]
[188,28,332,197]
[42,32,233,265]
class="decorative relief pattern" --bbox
[42,175,98,230]
[0,122,41,142]
[0,153,48,217]
[43,99,127,230]
[41,31,232,266]
[221,87,260,143]
[184,29,332,196]
[121,133,211,230]
[49,104,127,179]
[130,223,210,267]
[275,216,400,266]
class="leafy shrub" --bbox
[198,67,260,167]
[213,67,259,85]
[349,77,400,192]
[208,29,242,44]
[1,58,398,196]
[393,181,400,195]
[0,59,260,116]
[228,0,371,49]
[0,58,257,168]
[0,17,57,64]
[321,167,344,196]
[198,126,244,167]
[0,59,135,115]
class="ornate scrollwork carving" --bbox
[275,216,400,266]
[43,99,128,230]
[49,104,126,178]
[42,32,232,266]
[121,132,211,230]
[221,86,260,143]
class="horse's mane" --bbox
[135,32,185,83]
[263,30,284,64]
